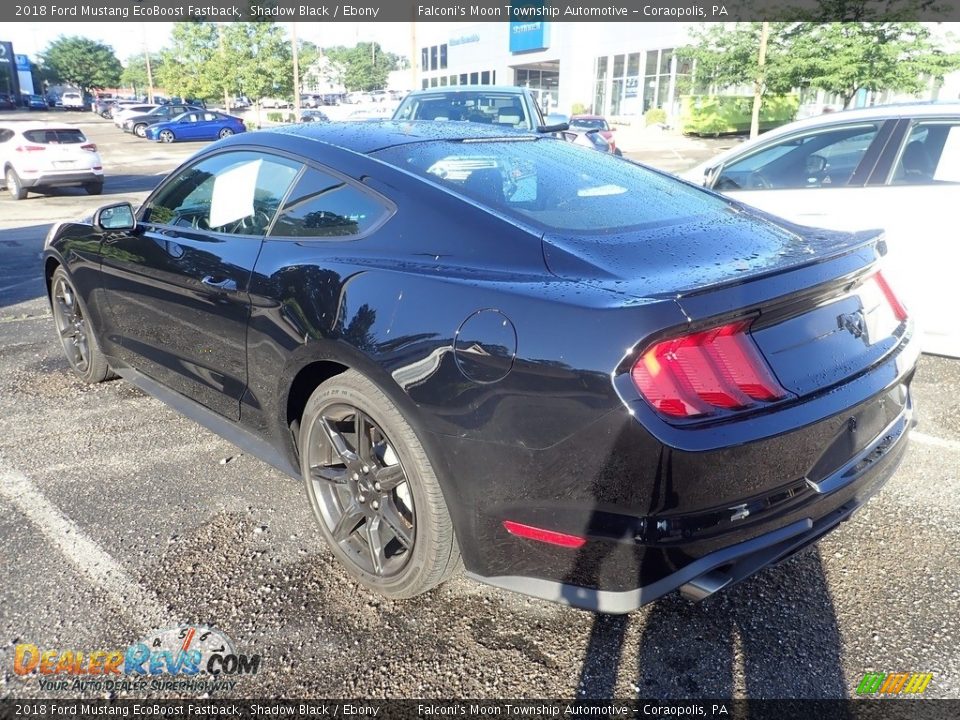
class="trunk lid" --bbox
[543,208,909,399]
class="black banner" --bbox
[2,700,960,720]
[2,0,960,23]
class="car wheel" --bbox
[158,130,175,143]
[614,148,623,157]
[5,168,27,200]
[134,124,147,138]
[50,267,112,384]
[300,370,461,598]
[218,128,234,139]
[84,181,103,196]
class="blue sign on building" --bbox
[15,54,30,71]
[509,2,550,53]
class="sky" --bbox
[6,21,464,63]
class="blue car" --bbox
[25,94,49,111]
[145,111,246,143]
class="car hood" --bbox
[541,204,881,299]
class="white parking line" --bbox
[912,431,960,452]
[0,461,168,628]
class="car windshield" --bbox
[570,118,609,131]
[393,91,535,131]
[373,138,729,233]
[23,129,87,144]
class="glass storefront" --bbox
[515,64,560,113]
[594,47,688,117]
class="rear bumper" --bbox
[470,394,912,613]
[20,169,102,188]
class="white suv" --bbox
[61,92,85,111]
[0,122,104,200]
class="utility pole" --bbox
[292,22,300,119]
[750,21,770,140]
[410,20,417,90]
[217,24,229,111]
[141,23,154,103]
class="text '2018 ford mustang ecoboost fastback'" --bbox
[43,121,918,612]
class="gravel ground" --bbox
[0,115,957,700]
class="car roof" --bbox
[403,85,530,97]
[0,121,84,132]
[570,114,604,120]
[262,119,539,154]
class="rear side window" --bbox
[890,122,960,184]
[269,169,391,239]
[0,129,14,143]
[374,138,729,233]
[23,129,87,144]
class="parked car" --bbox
[299,110,330,123]
[145,111,246,143]
[0,93,17,110]
[1,122,103,199]
[300,94,320,109]
[563,126,617,154]
[569,114,620,155]
[113,104,159,127]
[41,121,917,612]
[681,102,960,358]
[232,96,251,109]
[24,94,48,111]
[61,92,85,111]
[261,97,292,109]
[393,86,545,131]
[123,104,204,137]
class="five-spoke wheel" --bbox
[300,370,460,597]
[49,267,112,384]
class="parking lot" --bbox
[1,113,958,699]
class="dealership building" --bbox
[415,22,695,118]
[413,21,960,120]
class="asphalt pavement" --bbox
[0,112,957,700]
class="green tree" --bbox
[786,23,960,107]
[39,36,122,92]
[323,42,398,91]
[121,53,162,96]
[156,22,221,101]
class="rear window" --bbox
[23,129,87,144]
[570,118,609,131]
[373,138,729,233]
[394,91,535,131]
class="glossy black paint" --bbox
[42,121,918,610]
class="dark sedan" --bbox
[42,122,917,612]
[122,104,203,137]
[145,111,246,143]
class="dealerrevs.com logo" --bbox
[13,626,260,693]
[856,671,933,695]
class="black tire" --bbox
[300,370,460,598]
[158,130,175,143]
[134,123,148,138]
[50,267,113,384]
[84,182,103,196]
[6,168,27,200]
[614,148,624,157]
[218,128,234,139]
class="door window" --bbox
[269,168,391,238]
[142,151,302,235]
[714,123,880,191]
[890,122,960,184]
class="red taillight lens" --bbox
[873,271,907,322]
[15,145,45,152]
[631,319,787,419]
[503,521,586,548]
[81,143,98,152]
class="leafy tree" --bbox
[121,53,162,96]
[323,42,398,91]
[786,23,960,106]
[229,23,293,102]
[39,36,122,92]
[156,22,221,101]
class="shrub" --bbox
[679,94,799,136]
[571,102,588,116]
[645,108,667,126]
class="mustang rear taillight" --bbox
[631,319,787,419]
[873,271,907,322]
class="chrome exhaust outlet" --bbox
[679,570,733,602]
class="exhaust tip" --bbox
[679,570,733,602]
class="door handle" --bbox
[201,276,237,292]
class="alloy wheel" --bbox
[159,130,174,143]
[134,124,147,138]
[306,403,415,578]
[52,276,90,373]
[219,128,234,138]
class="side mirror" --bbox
[806,154,827,174]
[95,202,136,231]
[704,166,721,188]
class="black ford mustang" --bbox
[42,122,917,612]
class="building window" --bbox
[430,77,438,88]
[449,75,457,86]
[430,46,438,71]
[460,73,468,85]
[440,76,448,86]
[470,72,479,85]
[492,70,496,84]
[421,48,428,72]
[422,80,428,90]
[481,71,490,85]
[594,56,608,115]
[440,44,448,70]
